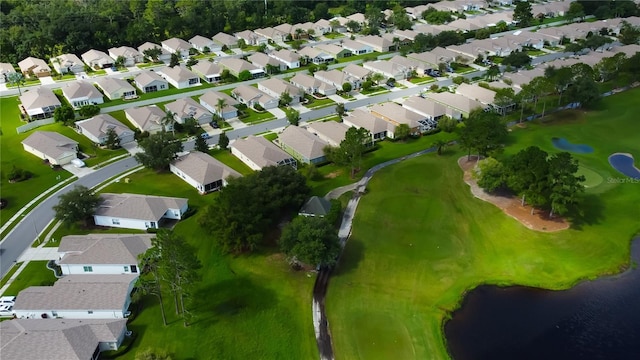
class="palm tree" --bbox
[294,28,305,40]
[162,111,176,135]
[370,72,384,85]
[6,72,26,95]
[215,98,227,118]
[432,139,448,155]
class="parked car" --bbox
[0,296,15,306]
[0,304,13,317]
[200,133,211,139]
[71,158,86,168]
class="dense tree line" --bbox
[0,0,435,64]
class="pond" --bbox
[608,153,640,179]
[445,237,640,360]
[551,137,594,154]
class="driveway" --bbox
[62,164,95,178]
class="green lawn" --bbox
[526,49,546,56]
[210,149,254,176]
[0,262,22,289]
[326,88,640,360]
[303,96,336,109]
[238,108,275,124]
[2,261,57,296]
[409,76,435,85]
[99,82,214,109]
[323,32,345,40]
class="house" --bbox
[170,151,241,193]
[0,318,129,359]
[21,131,78,165]
[232,85,279,110]
[346,12,367,27]
[448,18,482,32]
[315,43,352,59]
[235,30,267,46]
[407,47,459,70]
[402,96,447,122]
[503,31,545,50]
[108,46,143,67]
[393,29,420,42]
[268,49,301,69]
[157,66,200,89]
[314,19,333,35]
[0,63,16,83]
[94,77,137,100]
[255,27,287,42]
[425,92,485,119]
[388,55,426,75]
[314,69,360,90]
[137,42,172,62]
[370,102,429,137]
[343,109,389,141]
[290,73,337,96]
[298,46,335,64]
[133,70,169,93]
[18,57,51,77]
[306,121,350,147]
[356,35,393,52]
[124,105,169,134]
[164,97,212,125]
[12,274,137,320]
[258,78,303,105]
[57,234,154,276]
[18,87,61,120]
[342,64,371,84]
[61,81,104,109]
[217,58,265,79]
[248,52,287,73]
[274,23,294,38]
[189,35,220,53]
[231,135,297,171]
[199,90,239,119]
[191,61,223,83]
[341,39,373,55]
[299,196,332,217]
[81,49,115,69]
[50,54,84,74]
[161,37,192,59]
[75,114,135,146]
[94,193,189,230]
[292,22,315,38]
[212,32,238,49]
[277,125,329,164]
[363,60,409,80]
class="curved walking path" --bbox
[313,145,440,360]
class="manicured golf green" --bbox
[326,89,640,359]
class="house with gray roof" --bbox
[277,125,329,164]
[402,96,447,122]
[342,63,371,83]
[235,30,267,46]
[12,274,138,320]
[18,57,51,77]
[1,318,128,359]
[314,18,333,35]
[189,35,221,53]
[94,193,189,230]
[290,73,337,96]
[425,92,485,119]
[157,66,200,89]
[50,53,84,74]
[21,131,78,165]
[212,32,238,48]
[314,69,361,90]
[108,46,143,66]
[370,102,429,137]
[191,60,223,83]
[0,62,16,83]
[268,49,301,69]
[363,60,409,80]
[254,27,287,42]
[124,105,168,134]
[164,97,212,125]
[341,39,373,55]
[231,135,297,171]
[61,81,104,109]
[356,35,393,52]
[298,46,335,64]
[343,109,390,141]
[75,114,135,146]
[94,77,137,100]
[299,196,332,217]
[315,43,352,59]
[231,85,278,110]
[19,87,61,120]
[57,234,154,276]
[138,42,171,62]
[306,121,350,147]
[81,49,115,69]
[249,52,287,73]
[199,90,239,119]
[171,151,241,193]
[161,37,191,59]
[258,77,303,105]
[133,70,169,93]
[218,57,265,79]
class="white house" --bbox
[61,81,104,109]
[170,151,242,193]
[108,46,144,67]
[254,27,287,42]
[157,66,200,89]
[341,39,373,55]
[134,71,169,93]
[161,37,192,59]
[370,102,431,136]
[18,57,51,77]
[343,109,389,141]
[277,125,328,164]
[18,87,61,120]
[164,97,212,125]
[94,77,137,100]
[0,62,16,83]
[12,275,137,320]
[212,32,238,49]
[57,234,154,276]
[356,35,393,52]
[138,42,171,62]
[199,91,239,119]
[217,58,265,79]
[124,105,168,134]
[290,73,337,96]
[231,135,297,171]
[363,60,409,80]
[297,47,335,64]
[189,35,220,53]
[314,70,360,90]
[94,193,189,230]
[306,121,350,147]
[191,60,223,83]
[75,114,135,146]
[21,131,78,165]
[258,78,303,105]
[268,49,301,69]
[235,30,267,46]
[232,85,279,110]
[248,52,287,73]
[50,54,84,74]
[81,49,115,69]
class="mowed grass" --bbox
[326,89,640,360]
[3,261,57,296]
[98,169,316,359]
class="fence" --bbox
[16,118,55,134]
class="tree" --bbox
[6,72,25,95]
[564,42,584,55]
[473,157,506,192]
[594,53,627,83]
[364,4,384,35]
[53,185,100,227]
[370,72,384,85]
[135,348,173,360]
[619,21,640,45]
[345,20,361,33]
[325,127,370,178]
[294,28,305,40]
[237,38,247,49]
[279,216,341,268]
[104,127,120,149]
[485,65,500,81]
[308,64,318,75]
[135,132,183,171]
[161,111,176,135]
[391,5,413,30]
[218,131,229,150]
[335,103,346,119]
[422,8,454,25]
[194,134,209,153]
[459,110,508,159]
[545,66,573,106]
[186,57,198,67]
[394,124,411,141]
[169,53,180,67]
[238,69,252,81]
[78,104,100,118]
[279,91,293,107]
[143,47,162,62]
[286,108,300,126]
[547,152,585,217]
[54,105,75,124]
[342,82,352,93]
[567,75,600,108]
[583,34,613,52]
[361,79,373,91]
[290,40,304,50]
[115,55,126,68]
[476,28,491,40]
[505,146,550,209]
[215,98,227,118]
[513,1,534,27]
[566,2,585,22]
[501,51,532,69]
[437,116,457,133]
[257,43,268,53]
[137,247,168,326]
[432,139,448,155]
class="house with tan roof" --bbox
[57,234,154,276]
[290,73,337,96]
[76,114,135,145]
[342,109,389,141]
[255,27,287,42]
[157,66,200,89]
[61,81,104,109]
[138,42,171,62]
[370,102,429,137]
[108,46,143,66]
[342,63,372,83]
[356,35,393,52]
[171,151,241,193]
[94,77,137,100]
[12,274,137,320]
[314,69,360,90]
[258,77,303,105]
[19,87,61,120]
[164,97,212,125]
[231,85,278,110]
[231,135,297,171]
[314,19,333,35]
[18,57,51,77]
[426,92,485,119]
[364,60,409,80]
[346,12,366,26]
[21,131,78,165]
[50,53,84,74]
[407,47,460,70]
[274,23,294,37]
[81,49,115,69]
[268,49,301,69]
[133,70,169,93]
[277,125,329,164]
[94,193,189,230]
[200,90,239,119]
[189,35,221,53]
[235,30,267,46]
[315,43,352,59]
[341,39,373,55]
[0,62,16,83]
[248,52,287,73]
[388,55,427,75]
[191,60,223,83]
[306,121,350,147]
[402,96,447,122]
[212,32,238,48]
[0,318,129,359]
[124,105,169,134]
[393,29,420,41]
[161,37,192,59]
[298,46,335,64]
[456,83,514,114]
[217,57,265,79]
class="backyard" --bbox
[326,89,640,359]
